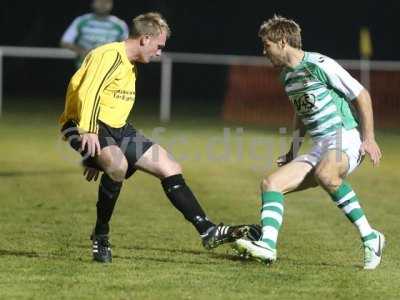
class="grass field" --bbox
[0,98,400,299]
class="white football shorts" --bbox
[293,128,362,175]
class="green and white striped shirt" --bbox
[61,13,128,66]
[281,52,363,140]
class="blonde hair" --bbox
[130,12,171,38]
[258,15,302,49]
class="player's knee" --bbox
[108,167,127,182]
[105,158,128,182]
[148,151,183,179]
[99,154,113,170]
[173,161,183,174]
[314,168,341,191]
[162,160,182,177]
[261,176,280,192]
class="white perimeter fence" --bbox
[1,46,400,120]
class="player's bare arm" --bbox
[353,89,382,166]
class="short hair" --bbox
[130,12,171,39]
[258,15,302,49]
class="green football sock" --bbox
[329,181,377,242]
[260,191,284,249]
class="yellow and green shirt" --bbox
[59,42,136,133]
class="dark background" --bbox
[1,0,396,58]
[0,0,397,114]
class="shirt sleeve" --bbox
[318,57,364,101]
[77,50,122,133]
[61,17,81,44]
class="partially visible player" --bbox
[234,15,385,269]
[59,12,247,263]
[60,0,128,68]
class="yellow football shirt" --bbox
[59,42,136,133]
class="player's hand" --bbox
[276,151,294,167]
[80,133,101,157]
[83,167,99,182]
[360,138,382,166]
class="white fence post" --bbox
[360,59,370,90]
[0,49,3,117]
[160,55,173,123]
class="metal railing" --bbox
[1,45,400,120]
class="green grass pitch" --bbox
[0,99,399,299]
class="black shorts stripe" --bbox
[89,53,122,132]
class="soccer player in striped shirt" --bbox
[59,12,246,263]
[234,15,384,269]
[60,0,128,68]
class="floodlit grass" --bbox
[0,99,399,299]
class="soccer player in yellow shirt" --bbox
[59,12,247,263]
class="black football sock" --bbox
[94,173,123,235]
[161,174,215,235]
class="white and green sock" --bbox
[260,191,284,249]
[329,181,377,243]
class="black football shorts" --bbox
[61,120,154,179]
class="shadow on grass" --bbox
[112,254,212,265]
[114,244,247,263]
[76,243,245,263]
[76,243,204,256]
[0,247,360,269]
[0,249,39,258]
[0,169,77,177]
[120,244,205,256]
[280,256,360,269]
[0,244,241,265]
[121,246,363,268]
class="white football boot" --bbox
[233,239,277,263]
[363,230,385,270]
